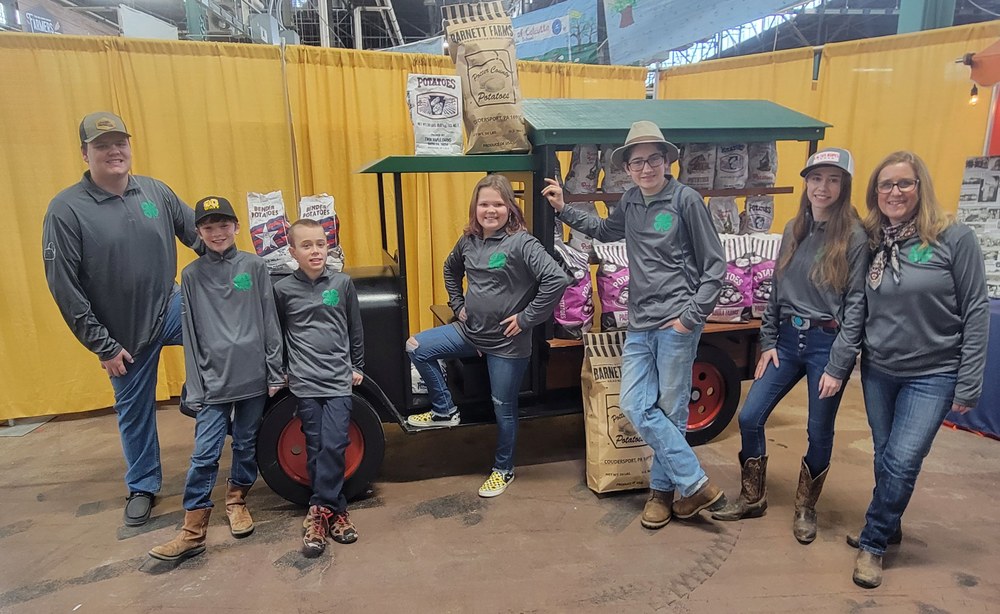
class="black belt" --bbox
[785,316,839,331]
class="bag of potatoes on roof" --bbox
[442,1,530,154]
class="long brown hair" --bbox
[863,151,952,247]
[464,174,528,238]
[776,169,858,293]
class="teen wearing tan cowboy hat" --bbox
[543,120,728,529]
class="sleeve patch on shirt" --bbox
[488,252,507,269]
[322,288,340,306]
[141,200,160,219]
[43,242,56,261]
[908,244,933,264]
[233,272,252,291]
[653,212,673,232]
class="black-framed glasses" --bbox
[876,178,919,194]
[626,153,666,172]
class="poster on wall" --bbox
[514,0,599,64]
[959,156,1000,298]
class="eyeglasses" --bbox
[626,153,666,172]
[876,178,919,194]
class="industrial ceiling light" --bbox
[970,83,980,106]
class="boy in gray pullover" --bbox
[543,121,728,529]
[149,196,284,563]
[275,219,365,558]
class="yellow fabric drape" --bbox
[659,22,1000,229]
[0,33,644,420]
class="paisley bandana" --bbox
[868,217,918,289]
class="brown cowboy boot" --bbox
[712,455,768,521]
[641,489,674,529]
[149,508,211,561]
[225,481,254,538]
[792,458,828,544]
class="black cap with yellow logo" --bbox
[194,196,239,224]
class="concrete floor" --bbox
[1,378,999,614]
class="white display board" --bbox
[959,156,1000,298]
[118,4,178,40]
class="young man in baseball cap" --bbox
[149,196,285,563]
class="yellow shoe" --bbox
[478,470,514,498]
[406,410,459,429]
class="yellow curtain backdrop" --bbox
[0,34,644,420]
[658,47,823,228]
[659,22,1000,227]
[0,34,296,419]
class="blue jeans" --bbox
[407,324,530,474]
[109,289,183,495]
[739,323,846,475]
[858,365,957,556]
[298,396,352,512]
[182,394,266,510]
[619,325,706,497]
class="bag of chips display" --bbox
[715,143,749,189]
[443,1,529,154]
[748,141,778,187]
[709,197,741,235]
[678,143,716,190]
[552,236,594,339]
[594,240,629,331]
[247,191,294,273]
[563,144,601,257]
[406,73,463,155]
[751,233,782,318]
[600,143,635,215]
[298,194,345,272]
[744,196,775,233]
[709,234,752,323]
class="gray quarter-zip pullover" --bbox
[556,178,725,331]
[863,223,989,407]
[445,230,570,358]
[274,267,364,398]
[760,219,869,380]
[181,246,284,406]
[42,172,200,360]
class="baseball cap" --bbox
[79,112,131,143]
[800,147,854,177]
[194,196,239,225]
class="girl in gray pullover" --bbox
[711,148,868,547]
[851,152,989,589]
[406,175,570,498]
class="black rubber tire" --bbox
[686,344,741,447]
[256,391,386,507]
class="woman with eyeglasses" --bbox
[712,148,868,547]
[850,151,989,589]
[542,121,728,530]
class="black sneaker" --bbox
[124,492,154,527]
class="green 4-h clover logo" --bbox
[488,252,507,269]
[322,289,340,306]
[909,244,933,264]
[232,273,252,291]
[140,200,159,219]
[653,212,673,232]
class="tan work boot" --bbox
[673,481,726,520]
[846,527,902,549]
[149,508,211,561]
[712,455,768,521]
[792,458,828,544]
[853,550,883,588]
[225,481,254,538]
[640,489,674,529]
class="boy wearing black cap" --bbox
[149,196,284,563]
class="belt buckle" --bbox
[791,315,810,331]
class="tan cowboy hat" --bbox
[610,120,680,170]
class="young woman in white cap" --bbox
[711,148,868,546]
[850,151,989,588]
[542,120,728,529]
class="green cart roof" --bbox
[358,154,534,174]
[523,98,829,146]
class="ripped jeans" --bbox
[407,324,529,474]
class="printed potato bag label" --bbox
[298,194,345,272]
[247,191,294,273]
[582,331,653,494]
[751,233,782,318]
[594,240,629,331]
[709,234,752,323]
[748,141,778,187]
[715,143,749,189]
[406,74,463,155]
[553,236,594,339]
[678,143,716,190]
